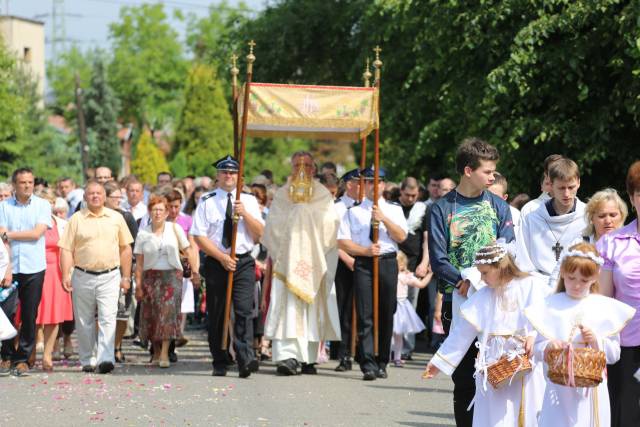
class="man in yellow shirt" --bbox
[59,180,133,374]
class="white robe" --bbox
[525,293,636,427]
[431,276,550,427]
[515,200,587,284]
[519,192,551,219]
[262,181,341,363]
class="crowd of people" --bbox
[0,137,638,427]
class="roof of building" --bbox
[0,15,45,26]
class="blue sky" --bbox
[3,0,266,62]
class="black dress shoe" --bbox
[301,363,317,375]
[169,351,178,363]
[376,368,388,379]
[276,358,298,376]
[82,365,96,373]
[362,371,377,381]
[97,361,114,374]
[238,365,251,379]
[247,359,259,373]
[334,358,352,372]
[212,366,227,376]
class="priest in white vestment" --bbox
[262,152,341,375]
[515,159,587,286]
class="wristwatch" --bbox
[121,277,131,282]
[1,232,8,243]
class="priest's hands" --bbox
[456,279,470,297]
[524,336,535,358]
[422,362,439,379]
[579,325,598,349]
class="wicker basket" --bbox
[487,354,532,389]
[544,347,606,388]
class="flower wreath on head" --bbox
[474,242,508,265]
[560,249,604,266]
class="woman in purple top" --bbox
[597,160,640,427]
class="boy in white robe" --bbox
[423,243,549,427]
[516,158,587,285]
[525,243,635,427]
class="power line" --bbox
[85,0,256,12]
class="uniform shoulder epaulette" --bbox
[389,200,401,206]
[334,198,340,204]
[351,201,361,208]
[201,191,216,202]
[242,191,254,196]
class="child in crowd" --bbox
[392,252,431,367]
[525,242,635,427]
[423,243,548,426]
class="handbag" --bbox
[171,223,192,278]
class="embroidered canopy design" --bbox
[238,82,379,142]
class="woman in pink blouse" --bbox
[597,160,640,427]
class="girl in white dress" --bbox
[525,242,635,427]
[392,251,431,367]
[423,243,548,426]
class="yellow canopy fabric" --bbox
[238,83,379,142]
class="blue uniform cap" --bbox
[341,168,360,182]
[360,165,386,181]
[214,155,239,172]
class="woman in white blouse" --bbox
[134,195,200,368]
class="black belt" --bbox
[75,266,119,275]
[355,252,397,260]
[205,253,252,261]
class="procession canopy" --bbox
[238,82,379,142]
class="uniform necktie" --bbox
[369,222,375,242]
[222,193,233,248]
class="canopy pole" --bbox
[352,57,373,357]
[222,41,255,351]
[372,46,382,356]
[231,53,240,158]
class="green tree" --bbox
[46,46,94,116]
[108,3,187,129]
[173,62,233,177]
[84,54,121,174]
[0,38,26,177]
[131,131,170,185]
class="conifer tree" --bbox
[173,62,233,177]
[85,55,121,174]
[131,130,169,184]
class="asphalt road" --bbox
[0,329,455,427]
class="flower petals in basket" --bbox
[487,354,532,389]
[544,347,606,388]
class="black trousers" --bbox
[334,260,355,360]
[354,254,398,373]
[204,255,255,370]
[608,345,640,427]
[0,271,45,364]
[442,299,476,427]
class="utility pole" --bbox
[75,73,89,182]
[51,0,66,59]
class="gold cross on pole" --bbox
[248,40,256,53]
